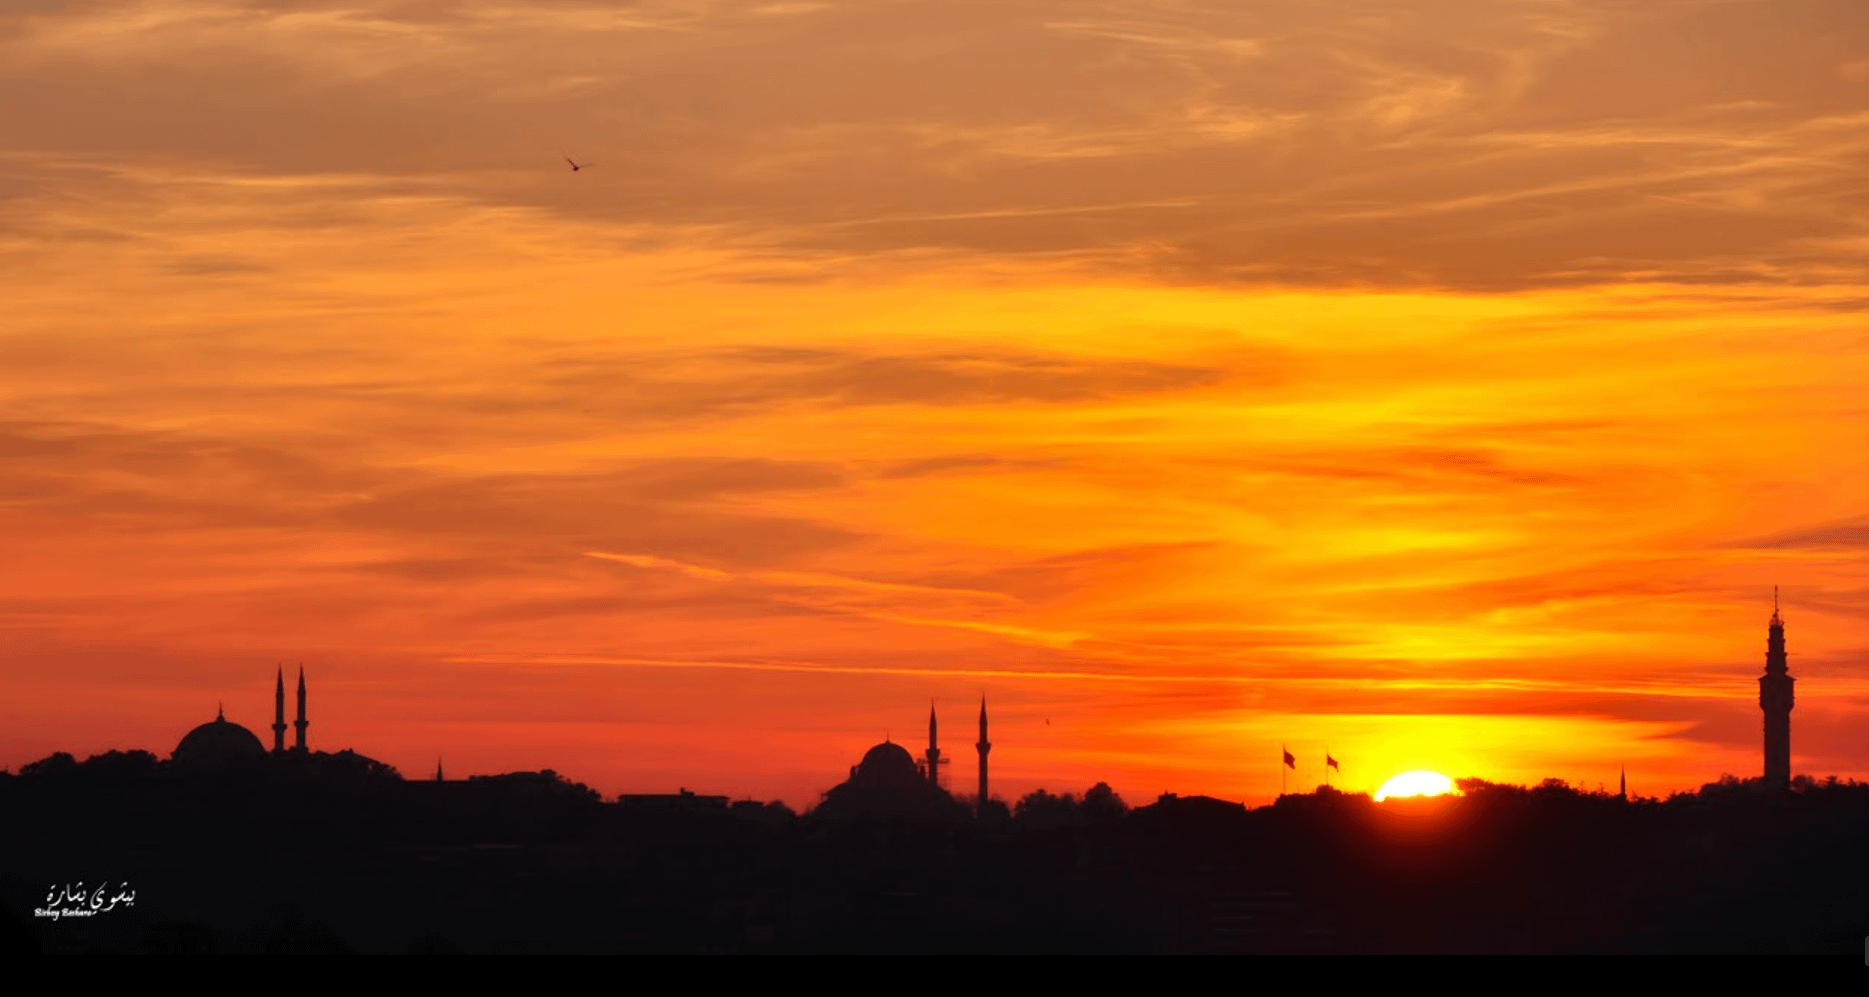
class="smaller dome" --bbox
[172,711,267,769]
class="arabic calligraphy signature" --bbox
[35,880,135,919]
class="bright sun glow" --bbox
[1375,770,1458,801]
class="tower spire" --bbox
[294,664,309,752]
[1760,590,1794,791]
[924,699,943,788]
[975,694,991,815]
[273,665,287,753]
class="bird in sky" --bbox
[564,156,591,172]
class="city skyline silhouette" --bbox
[7,592,1867,953]
[8,663,1865,953]
[6,590,1826,816]
[7,590,1827,809]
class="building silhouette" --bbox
[618,788,730,812]
[1760,588,1794,790]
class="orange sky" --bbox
[5,1,1869,808]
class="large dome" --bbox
[850,740,923,791]
[814,737,964,822]
[172,712,267,769]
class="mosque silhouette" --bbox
[813,697,994,821]
[167,666,395,779]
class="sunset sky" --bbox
[6,0,1869,808]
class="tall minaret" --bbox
[273,666,287,753]
[294,665,309,752]
[975,695,991,813]
[924,701,943,788]
[1760,587,1794,790]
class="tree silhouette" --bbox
[20,752,77,778]
[1014,788,1079,827]
[79,749,159,779]
[1080,782,1127,821]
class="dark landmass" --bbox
[6,751,1867,953]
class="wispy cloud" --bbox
[7,0,1869,803]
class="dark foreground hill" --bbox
[6,757,1867,953]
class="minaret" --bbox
[924,700,943,788]
[435,758,444,783]
[272,666,287,753]
[1760,588,1794,790]
[975,695,991,813]
[294,665,309,753]
[1619,766,1627,801]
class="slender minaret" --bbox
[435,758,444,783]
[975,695,991,813]
[272,666,287,753]
[1619,766,1627,801]
[924,700,943,788]
[1760,588,1794,790]
[294,665,309,752]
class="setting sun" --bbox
[1375,771,1459,802]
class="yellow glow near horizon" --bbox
[1375,771,1459,802]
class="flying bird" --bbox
[564,156,592,172]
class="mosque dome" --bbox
[172,709,267,769]
[848,740,926,792]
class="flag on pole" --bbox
[1327,754,1340,771]
[1282,748,1296,769]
